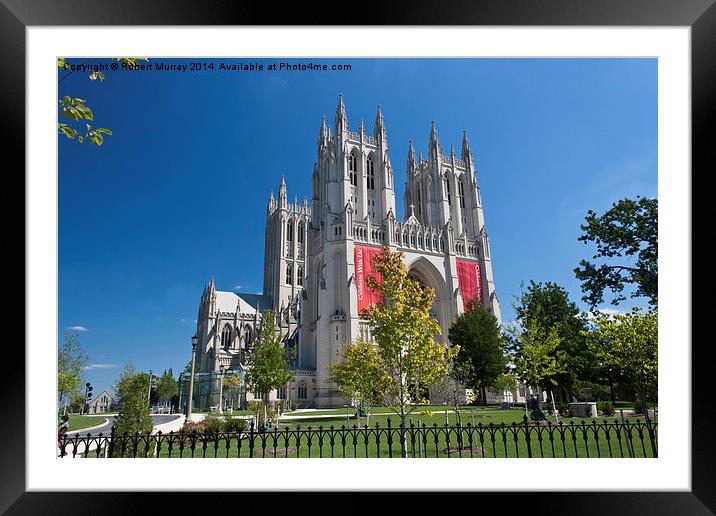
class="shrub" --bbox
[530,409,546,421]
[597,401,614,417]
[583,404,593,418]
[203,412,225,434]
[111,373,155,457]
[181,420,206,434]
[223,414,247,433]
[634,399,649,415]
[556,402,572,418]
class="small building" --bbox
[87,390,117,414]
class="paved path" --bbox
[68,414,181,437]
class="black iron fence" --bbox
[59,416,657,459]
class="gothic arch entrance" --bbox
[406,256,448,343]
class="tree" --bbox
[448,299,508,405]
[57,57,148,145]
[362,246,457,456]
[511,281,596,401]
[58,331,88,413]
[328,340,390,422]
[493,373,519,404]
[586,308,657,412]
[574,197,658,308]
[111,371,154,457]
[155,370,178,410]
[245,310,294,405]
[511,317,568,418]
[223,373,242,411]
[112,361,139,400]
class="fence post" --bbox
[107,425,116,458]
[524,415,532,458]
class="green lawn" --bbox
[145,408,656,459]
[67,415,107,431]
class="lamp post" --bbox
[218,364,227,413]
[186,335,198,420]
[147,369,153,406]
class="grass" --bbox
[67,415,107,431]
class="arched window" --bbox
[297,222,304,243]
[297,380,307,399]
[458,178,465,208]
[297,265,303,286]
[286,264,293,285]
[243,325,253,347]
[367,155,375,189]
[349,151,358,186]
[445,175,451,206]
[286,220,293,242]
[221,324,232,349]
[416,186,422,216]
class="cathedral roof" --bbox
[215,291,262,314]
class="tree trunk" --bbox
[481,386,487,406]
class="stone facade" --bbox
[194,96,501,409]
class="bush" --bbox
[181,420,206,434]
[530,409,546,421]
[634,399,649,415]
[223,414,247,433]
[556,402,572,418]
[202,413,225,434]
[597,401,614,417]
[111,373,155,457]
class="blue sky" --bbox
[58,58,657,394]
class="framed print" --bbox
[4,0,711,513]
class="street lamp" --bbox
[218,364,227,413]
[186,335,198,420]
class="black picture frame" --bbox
[3,0,709,513]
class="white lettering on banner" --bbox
[356,248,364,302]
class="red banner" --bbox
[354,245,383,314]
[456,259,483,311]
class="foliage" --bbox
[58,331,89,410]
[511,317,567,391]
[574,197,658,308]
[530,409,546,421]
[362,247,458,427]
[57,57,148,146]
[586,308,658,405]
[112,362,139,400]
[223,415,248,433]
[448,299,508,404]
[597,400,615,417]
[180,420,206,434]
[510,281,595,399]
[493,373,519,400]
[222,373,242,410]
[202,413,225,434]
[245,310,294,398]
[155,370,178,405]
[328,340,390,409]
[556,402,572,418]
[111,372,154,457]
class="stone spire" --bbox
[278,176,287,209]
[407,139,416,174]
[268,190,275,212]
[334,93,347,134]
[318,116,329,150]
[461,130,472,163]
[374,104,386,142]
[429,120,440,162]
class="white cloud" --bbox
[233,285,243,290]
[585,307,626,320]
[179,318,187,323]
[82,363,118,370]
[66,325,88,332]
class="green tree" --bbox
[512,281,596,401]
[223,373,242,411]
[112,361,139,400]
[511,317,568,416]
[363,247,457,455]
[586,308,658,412]
[111,371,154,457]
[58,331,88,413]
[155,370,178,410]
[328,340,390,421]
[448,299,508,405]
[246,310,294,405]
[57,57,148,145]
[574,196,658,308]
[493,373,519,404]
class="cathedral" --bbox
[191,95,501,409]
